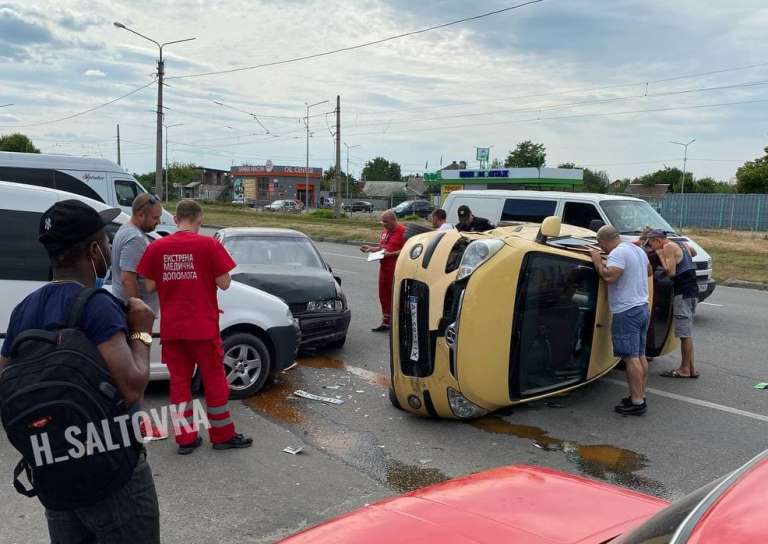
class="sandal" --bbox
[660,369,699,379]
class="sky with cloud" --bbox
[1,0,767,182]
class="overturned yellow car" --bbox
[389,218,677,419]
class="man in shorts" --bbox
[590,225,652,415]
[645,229,699,378]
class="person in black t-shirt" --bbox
[455,205,495,232]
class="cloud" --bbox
[84,69,106,77]
[0,6,54,44]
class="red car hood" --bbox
[281,466,668,544]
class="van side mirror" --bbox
[589,219,605,232]
[536,216,561,243]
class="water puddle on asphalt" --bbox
[243,356,389,424]
[470,417,667,497]
[385,458,449,493]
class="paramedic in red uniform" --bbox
[360,210,405,332]
[137,200,253,455]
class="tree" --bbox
[0,133,40,153]
[558,163,608,193]
[322,165,355,191]
[633,167,693,193]
[361,157,402,181]
[135,162,199,198]
[736,146,768,193]
[504,140,546,168]
[693,177,736,194]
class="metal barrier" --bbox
[660,193,768,231]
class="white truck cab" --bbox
[442,190,715,301]
[0,151,176,235]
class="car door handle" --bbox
[596,323,604,328]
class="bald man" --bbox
[590,225,652,416]
[360,210,405,332]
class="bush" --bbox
[309,209,341,219]
[402,214,422,221]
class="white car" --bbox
[0,181,299,398]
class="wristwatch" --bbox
[129,331,153,347]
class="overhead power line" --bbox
[167,1,543,80]
[0,79,157,129]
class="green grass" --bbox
[685,229,768,284]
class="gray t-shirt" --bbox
[606,242,649,314]
[111,222,159,315]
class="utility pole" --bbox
[116,124,121,166]
[303,99,329,210]
[670,139,695,228]
[334,96,342,218]
[344,142,361,203]
[163,123,183,202]
[113,22,195,201]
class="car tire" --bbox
[388,387,404,411]
[325,335,347,350]
[404,222,432,240]
[222,333,272,399]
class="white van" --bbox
[0,181,299,397]
[442,190,715,301]
[0,151,176,235]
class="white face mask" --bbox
[90,244,108,289]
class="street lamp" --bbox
[163,122,184,202]
[343,142,360,203]
[303,99,328,209]
[113,21,195,201]
[670,138,695,228]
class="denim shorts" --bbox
[612,304,650,358]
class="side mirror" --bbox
[536,216,561,243]
[589,219,605,232]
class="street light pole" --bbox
[303,99,328,210]
[113,22,195,200]
[163,123,184,202]
[670,138,695,228]
[344,142,360,203]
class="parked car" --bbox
[281,450,768,543]
[0,181,299,398]
[442,190,715,301]
[264,199,300,212]
[0,151,176,235]
[394,199,434,218]
[343,200,374,213]
[389,217,677,419]
[215,228,351,349]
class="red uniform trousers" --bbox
[378,260,396,326]
[161,339,236,446]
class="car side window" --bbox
[0,209,51,281]
[115,180,144,207]
[562,202,603,230]
[54,171,103,202]
[501,199,557,223]
[0,166,54,189]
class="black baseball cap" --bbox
[39,199,121,256]
[457,205,471,219]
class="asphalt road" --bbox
[1,239,766,543]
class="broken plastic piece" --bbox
[283,446,304,455]
[294,389,345,405]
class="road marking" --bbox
[700,302,723,307]
[604,378,768,423]
[330,267,355,274]
[322,251,367,261]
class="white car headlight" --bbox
[447,388,489,419]
[306,299,343,312]
[456,239,504,281]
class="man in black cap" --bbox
[0,200,160,543]
[455,204,495,232]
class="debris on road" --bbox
[283,446,304,455]
[755,382,768,390]
[294,389,345,405]
[418,459,432,464]
[323,385,342,390]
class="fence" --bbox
[659,193,768,231]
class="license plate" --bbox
[409,296,419,362]
[698,284,707,293]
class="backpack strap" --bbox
[12,459,37,498]
[66,288,101,329]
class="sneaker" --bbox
[177,436,203,455]
[615,401,647,416]
[140,420,169,442]
[371,324,391,332]
[213,433,253,450]
[620,396,647,407]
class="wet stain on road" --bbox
[469,417,667,497]
[298,356,390,388]
[385,458,449,493]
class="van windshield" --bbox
[600,200,675,235]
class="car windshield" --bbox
[612,478,721,544]
[271,200,285,206]
[224,236,324,268]
[600,200,675,235]
[394,201,410,212]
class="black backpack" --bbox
[0,288,140,511]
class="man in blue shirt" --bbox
[0,200,160,543]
